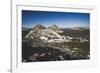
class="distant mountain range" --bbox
[67,27,89,31]
[22,24,89,38]
[22,24,89,32]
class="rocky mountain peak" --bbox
[49,24,59,29]
[32,24,46,31]
[48,24,63,33]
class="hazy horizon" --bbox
[22,24,89,29]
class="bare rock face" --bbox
[32,24,46,31]
[25,24,46,39]
[25,24,66,44]
[48,24,63,33]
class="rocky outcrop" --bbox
[25,24,66,43]
[48,24,63,33]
